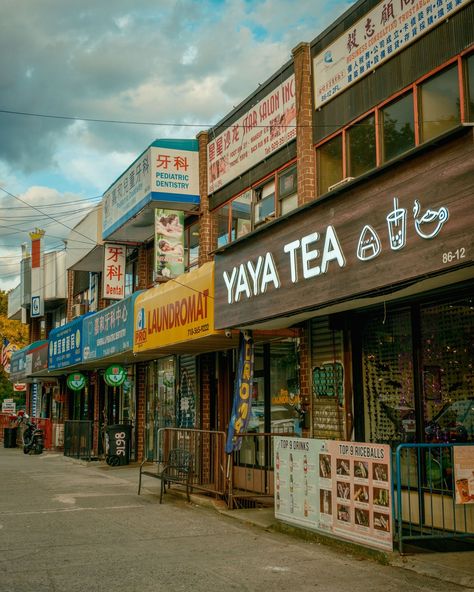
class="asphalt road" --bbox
[0,448,469,592]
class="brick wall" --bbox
[292,42,316,207]
[197,131,217,265]
[136,362,147,462]
[137,244,148,290]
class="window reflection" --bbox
[381,93,415,162]
[348,114,376,177]
[420,65,460,142]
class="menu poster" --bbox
[274,438,393,551]
[453,446,474,505]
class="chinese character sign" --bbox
[154,209,185,280]
[103,243,126,300]
[314,0,469,108]
[207,75,296,194]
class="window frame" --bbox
[315,51,472,197]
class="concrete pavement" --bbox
[0,448,473,592]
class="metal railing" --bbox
[394,442,474,554]
[156,428,227,498]
[64,420,93,460]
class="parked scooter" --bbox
[13,410,44,455]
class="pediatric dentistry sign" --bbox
[102,139,199,238]
[314,0,469,108]
[214,133,473,328]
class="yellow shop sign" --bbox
[134,262,219,351]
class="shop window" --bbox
[124,247,138,297]
[381,93,415,163]
[184,221,199,271]
[253,180,275,226]
[317,134,343,194]
[217,205,230,247]
[419,65,460,142]
[347,114,376,178]
[278,165,298,215]
[466,53,474,122]
[421,298,474,444]
[231,190,252,241]
[362,307,415,446]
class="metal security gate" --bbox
[394,442,474,553]
[64,420,93,460]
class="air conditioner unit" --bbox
[328,177,355,192]
[72,303,87,318]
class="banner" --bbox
[274,437,393,551]
[103,243,126,300]
[225,332,254,454]
[154,209,185,279]
[1,338,18,374]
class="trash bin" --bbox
[4,427,18,448]
[105,424,131,466]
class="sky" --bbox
[0,0,354,292]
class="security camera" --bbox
[225,329,232,338]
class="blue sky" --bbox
[0,0,354,291]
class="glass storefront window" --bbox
[466,53,474,122]
[270,341,301,436]
[362,308,415,446]
[184,221,200,271]
[381,93,415,162]
[420,64,460,142]
[231,191,252,241]
[347,114,376,177]
[317,134,343,194]
[217,205,230,247]
[421,298,474,443]
[254,181,275,226]
[278,165,298,215]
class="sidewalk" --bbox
[69,455,474,589]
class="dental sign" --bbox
[313,0,469,108]
[214,134,473,329]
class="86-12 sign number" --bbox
[442,248,466,264]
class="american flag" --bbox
[1,338,16,374]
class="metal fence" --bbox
[156,428,227,498]
[394,442,474,554]
[64,420,93,460]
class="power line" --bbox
[0,186,97,246]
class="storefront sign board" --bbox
[9,347,28,382]
[215,132,474,329]
[314,0,469,108]
[103,243,126,300]
[102,140,199,239]
[274,437,393,551]
[453,446,474,504]
[134,262,220,352]
[83,292,141,361]
[48,317,85,370]
[207,75,296,194]
[29,341,48,374]
[154,209,185,279]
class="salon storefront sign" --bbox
[214,132,473,329]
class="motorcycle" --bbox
[13,410,44,455]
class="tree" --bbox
[0,290,29,404]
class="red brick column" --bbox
[197,131,217,265]
[29,317,41,343]
[136,244,148,290]
[292,42,316,206]
[136,362,147,462]
[299,322,312,438]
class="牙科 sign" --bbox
[103,244,126,300]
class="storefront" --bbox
[214,127,474,451]
[133,262,241,460]
[82,292,142,459]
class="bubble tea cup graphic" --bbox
[386,198,407,250]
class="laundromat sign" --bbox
[214,132,474,328]
[134,262,220,352]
